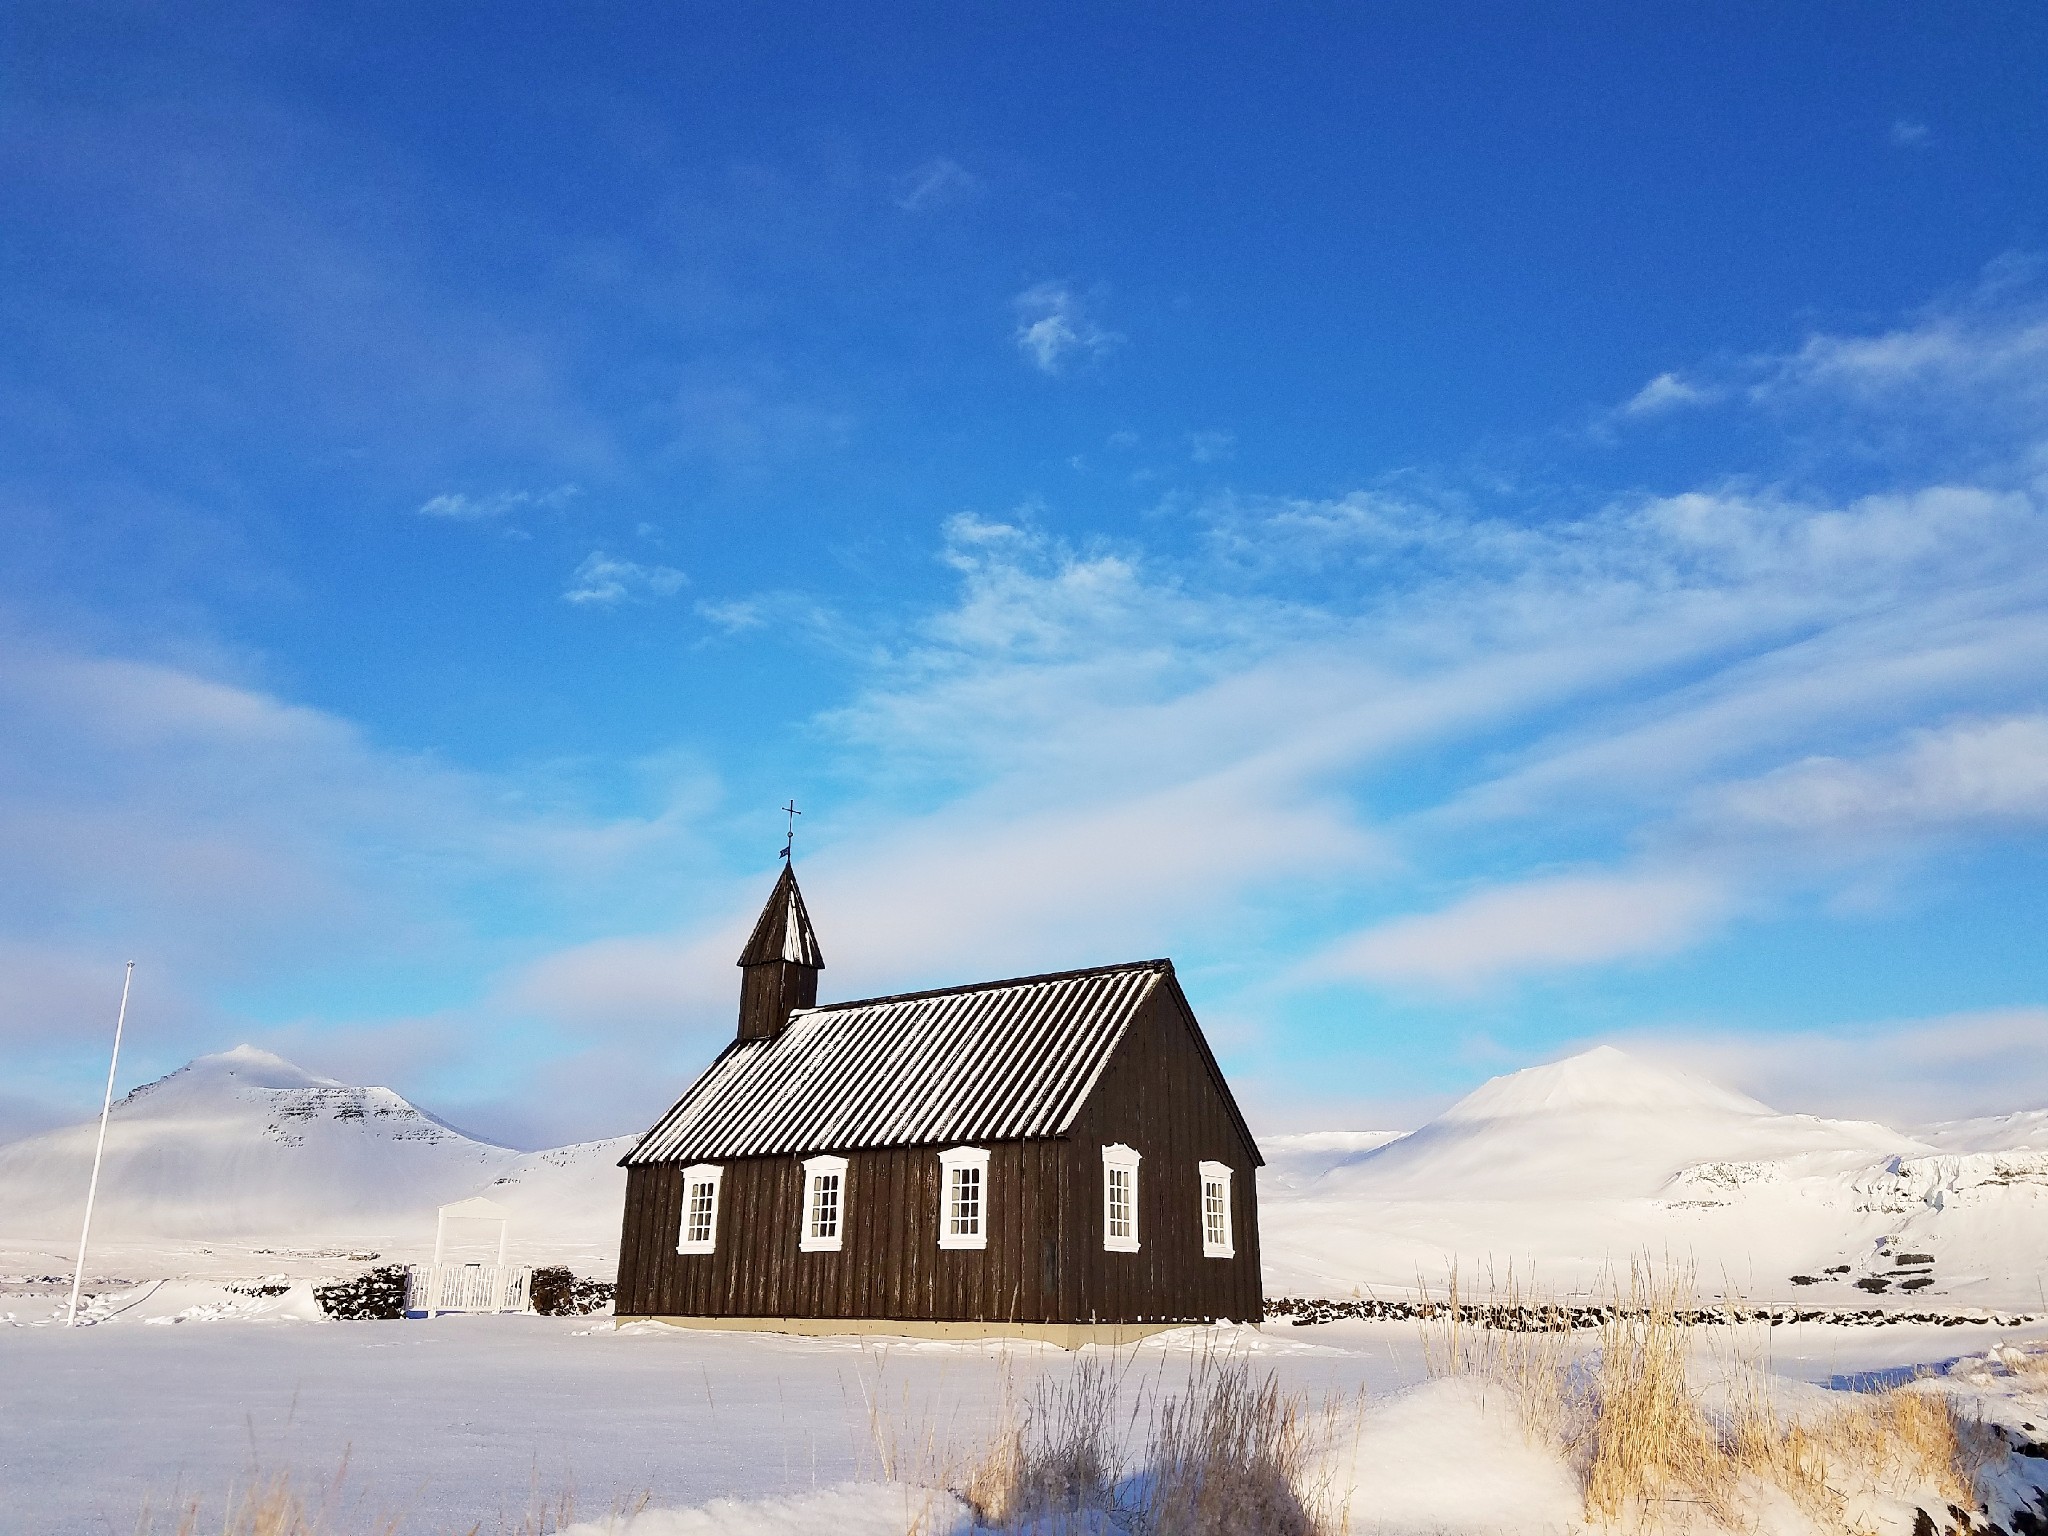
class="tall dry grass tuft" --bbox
[1139,1352,1322,1536]
[1418,1261,1576,1449]
[954,1353,1132,1527]
[1582,1264,1729,1526]
[950,1346,1347,1535]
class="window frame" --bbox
[937,1145,992,1251]
[1101,1143,1142,1253]
[676,1162,724,1255]
[799,1153,849,1252]
[1198,1159,1235,1258]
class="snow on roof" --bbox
[625,960,1171,1164]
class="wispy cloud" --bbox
[892,156,981,212]
[16,272,2048,1141]
[1708,714,2048,835]
[1622,371,1717,416]
[1889,118,1932,148]
[563,552,688,606]
[1189,429,1236,463]
[1633,1006,2048,1125]
[1314,872,1730,991]
[1012,282,1122,374]
[418,485,581,521]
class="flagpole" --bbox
[66,961,134,1329]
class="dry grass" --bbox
[1419,1261,1577,1448]
[1423,1259,2000,1533]
[953,1352,1133,1527]
[1141,1353,1323,1536]
[946,1346,1346,1535]
[141,1477,387,1536]
[1729,1383,1995,1530]
[134,1465,647,1536]
[1581,1266,1732,1525]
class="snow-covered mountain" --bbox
[1916,1108,2048,1154]
[5,1040,2042,1311]
[0,1046,622,1245]
[1259,1045,2048,1310]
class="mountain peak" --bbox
[1434,1045,1770,1125]
[119,1045,345,1109]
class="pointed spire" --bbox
[735,865,823,1041]
[736,862,824,969]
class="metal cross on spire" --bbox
[779,799,801,861]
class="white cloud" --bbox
[1890,118,1931,148]
[0,640,716,1096]
[563,552,688,606]
[1710,714,2048,834]
[1012,283,1121,375]
[892,157,981,212]
[1314,872,1729,991]
[418,484,580,521]
[1622,371,1716,416]
[1189,429,1236,463]
[1632,1007,2048,1125]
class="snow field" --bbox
[11,1307,2046,1536]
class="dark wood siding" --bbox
[1057,982,1264,1324]
[617,1139,1074,1322]
[615,975,1262,1325]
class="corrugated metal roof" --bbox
[624,959,1170,1164]
[737,864,824,968]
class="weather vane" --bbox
[779,799,801,862]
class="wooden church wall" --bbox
[614,985,1264,1325]
[618,1138,1076,1323]
[1057,984,1266,1325]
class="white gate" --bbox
[406,1261,532,1315]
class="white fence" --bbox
[405,1262,533,1316]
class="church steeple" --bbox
[736,863,824,1041]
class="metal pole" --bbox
[66,961,135,1328]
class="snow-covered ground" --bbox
[6,1306,2048,1535]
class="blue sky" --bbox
[6,3,2047,1146]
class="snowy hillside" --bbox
[1259,1045,2048,1310]
[1917,1108,2048,1153]
[475,1135,638,1243]
[0,1046,526,1242]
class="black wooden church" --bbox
[614,865,1264,1343]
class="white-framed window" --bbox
[1198,1160,1235,1258]
[799,1154,848,1252]
[677,1162,724,1254]
[938,1146,991,1250]
[1101,1143,1142,1253]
